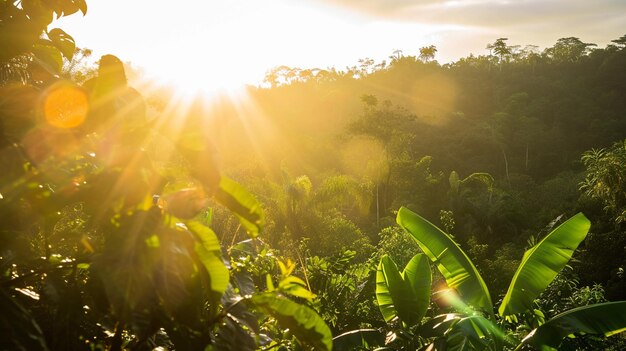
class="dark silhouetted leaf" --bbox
[332,329,385,350]
[525,301,626,351]
[0,288,49,351]
[31,44,63,73]
[47,28,75,60]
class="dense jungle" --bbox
[1,1,626,350]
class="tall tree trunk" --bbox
[501,146,510,182]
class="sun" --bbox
[142,55,256,100]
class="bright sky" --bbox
[55,0,626,94]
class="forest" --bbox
[1,1,626,350]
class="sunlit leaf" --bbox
[186,221,229,300]
[251,293,332,351]
[444,315,510,351]
[376,255,420,326]
[499,213,590,316]
[376,255,401,323]
[402,253,431,324]
[396,207,493,313]
[215,176,265,237]
[417,313,463,338]
[278,276,315,300]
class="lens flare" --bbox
[44,83,89,129]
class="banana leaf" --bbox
[499,213,590,316]
[403,253,432,324]
[396,207,493,312]
[376,255,420,326]
[523,301,626,351]
[332,329,385,350]
[444,315,506,351]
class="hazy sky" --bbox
[55,0,626,93]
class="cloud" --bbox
[314,0,626,33]
[308,0,626,60]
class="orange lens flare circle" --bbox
[43,83,89,129]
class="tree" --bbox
[390,49,403,62]
[544,37,597,63]
[418,45,437,63]
[611,34,626,48]
[580,140,626,223]
[487,38,511,67]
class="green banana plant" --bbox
[396,207,493,314]
[499,213,590,316]
[332,253,433,350]
[396,207,626,350]
[376,253,432,327]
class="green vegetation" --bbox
[2,0,626,349]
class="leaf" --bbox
[444,315,507,351]
[278,276,316,301]
[47,0,87,16]
[376,255,401,323]
[251,293,332,351]
[418,313,463,338]
[524,301,626,351]
[460,173,494,190]
[47,28,75,60]
[402,253,432,324]
[215,176,265,238]
[0,288,49,351]
[376,255,420,326]
[332,329,386,350]
[75,0,87,15]
[214,314,257,351]
[31,44,63,73]
[396,207,493,312]
[185,221,229,301]
[499,213,590,316]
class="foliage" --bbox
[0,4,332,350]
[387,207,626,350]
[306,250,377,333]
[373,226,421,269]
[396,207,494,313]
[376,254,431,326]
[580,139,626,223]
[522,302,626,351]
[499,213,590,316]
[3,1,626,349]
[0,0,84,83]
